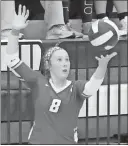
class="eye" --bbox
[57,58,62,61]
[66,58,69,62]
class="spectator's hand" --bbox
[95,52,117,67]
[12,5,29,30]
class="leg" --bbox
[94,0,107,19]
[62,0,70,24]
[66,0,85,38]
[81,0,93,35]
[81,0,93,23]
[40,0,74,39]
[40,1,65,29]
[113,0,128,33]
[113,0,127,14]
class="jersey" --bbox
[9,59,90,144]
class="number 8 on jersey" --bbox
[49,99,61,113]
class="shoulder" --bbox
[36,72,49,85]
[74,80,88,87]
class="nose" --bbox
[63,60,68,67]
[64,64,67,68]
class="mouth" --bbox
[62,69,68,73]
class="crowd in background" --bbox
[1,0,128,40]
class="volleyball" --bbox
[88,18,119,50]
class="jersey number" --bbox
[49,99,61,113]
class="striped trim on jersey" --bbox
[11,68,25,81]
[8,56,24,81]
[81,92,91,98]
[9,57,23,69]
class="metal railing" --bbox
[1,38,128,144]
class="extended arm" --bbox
[83,53,117,96]
[6,5,39,86]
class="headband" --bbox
[43,46,64,63]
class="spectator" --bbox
[94,0,128,35]
[40,0,84,39]
[15,0,75,39]
[80,0,93,35]
[62,0,85,38]
[69,0,93,35]
[15,0,86,39]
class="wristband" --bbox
[11,29,20,36]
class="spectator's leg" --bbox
[81,0,93,35]
[69,0,81,19]
[40,0,74,39]
[65,0,85,38]
[62,0,70,24]
[94,0,108,19]
[40,1,65,29]
[113,0,128,33]
[113,0,127,14]
[106,0,114,18]
[81,0,93,23]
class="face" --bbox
[49,49,70,80]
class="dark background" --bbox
[14,0,115,20]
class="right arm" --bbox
[6,5,39,87]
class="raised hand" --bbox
[95,52,117,67]
[12,5,29,30]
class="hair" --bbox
[40,46,65,78]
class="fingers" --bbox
[18,4,22,15]
[18,5,29,19]
[100,55,104,58]
[107,52,117,59]
[95,52,117,61]
[96,55,104,60]
[95,56,100,61]
[25,9,29,20]
[22,5,26,16]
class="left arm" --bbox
[83,53,117,96]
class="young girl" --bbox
[6,5,117,144]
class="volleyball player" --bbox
[5,5,117,144]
